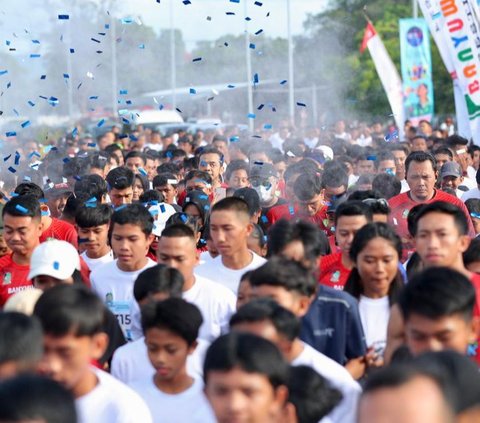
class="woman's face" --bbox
[355,237,399,298]
[132,178,145,202]
[183,204,203,227]
[33,275,74,291]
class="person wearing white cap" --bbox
[28,240,82,291]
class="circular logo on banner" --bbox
[407,26,424,47]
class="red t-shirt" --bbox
[318,251,351,290]
[266,204,331,234]
[0,254,32,306]
[389,190,475,260]
[40,218,79,249]
[469,273,480,364]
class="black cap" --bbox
[233,187,261,216]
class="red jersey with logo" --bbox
[469,273,480,364]
[318,252,351,290]
[40,218,78,248]
[266,204,331,234]
[0,254,32,306]
[388,190,475,260]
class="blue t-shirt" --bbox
[301,285,367,365]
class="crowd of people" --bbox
[0,116,480,423]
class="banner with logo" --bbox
[399,19,434,126]
[417,0,480,145]
[360,22,405,139]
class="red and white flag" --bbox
[361,22,405,138]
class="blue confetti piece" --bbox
[226,11,235,15]
[62,157,70,163]
[367,155,377,161]
[245,17,252,21]
[138,167,148,176]
[0,70,8,76]
[97,118,105,127]
[255,29,264,35]
[32,39,40,44]
[264,124,272,129]
[138,44,145,49]
[30,54,41,58]
[288,206,294,215]
[72,127,78,137]
[247,113,256,119]
[230,0,240,2]
[8,167,16,173]
[87,143,96,147]
[121,17,134,24]
[229,136,239,142]
[5,131,16,137]
[3,154,10,161]
[471,212,480,219]
[63,73,69,79]
[53,261,60,270]
[70,48,75,53]
[254,1,263,5]
[29,151,41,159]
[280,80,287,85]
[176,107,182,113]
[48,97,59,106]
[257,104,264,110]
[190,88,197,94]
[296,102,306,107]
[160,204,166,213]
[13,109,19,116]
[27,100,35,107]
[180,213,188,223]
[227,84,236,89]
[119,89,128,95]
[384,130,399,143]
[14,153,20,165]
[6,82,11,89]
[21,120,31,128]
[261,215,269,223]
[58,14,69,20]
[149,208,159,216]
[192,57,202,62]
[91,38,100,43]
[15,205,28,214]
[253,73,259,84]
[40,75,46,80]
[249,43,256,49]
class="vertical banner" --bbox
[360,22,405,139]
[417,0,480,145]
[400,18,434,126]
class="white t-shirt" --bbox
[462,187,480,201]
[81,250,114,272]
[358,295,390,353]
[400,179,409,193]
[195,251,266,293]
[292,343,361,423]
[91,258,156,341]
[111,336,209,385]
[184,275,236,342]
[130,377,216,423]
[76,367,152,423]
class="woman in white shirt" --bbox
[344,222,403,367]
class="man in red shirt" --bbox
[319,201,372,290]
[388,151,474,259]
[14,182,78,248]
[0,195,42,306]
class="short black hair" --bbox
[14,182,45,199]
[89,152,109,171]
[405,151,437,176]
[141,298,203,346]
[161,223,196,241]
[106,166,135,191]
[375,150,396,167]
[203,332,289,390]
[225,160,250,181]
[153,172,178,188]
[198,146,224,164]
[267,219,330,261]
[465,198,480,218]
[321,164,349,190]
[75,204,112,228]
[433,146,454,160]
[139,189,164,204]
[399,267,475,322]
[463,237,480,267]
[2,194,41,220]
[184,169,213,186]
[249,256,317,297]
[74,174,108,202]
[372,173,402,200]
[413,201,468,236]
[294,173,322,202]
[0,312,43,367]
[446,134,469,148]
[0,374,77,423]
[34,284,106,337]
[230,298,300,342]
[334,200,373,226]
[125,150,146,165]
[134,264,184,302]
[110,203,153,236]
[288,365,343,423]
[211,196,250,218]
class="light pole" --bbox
[287,0,295,125]
[170,0,177,109]
[245,0,254,132]
[110,3,118,117]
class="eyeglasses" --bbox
[250,179,272,189]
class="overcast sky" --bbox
[1,0,329,50]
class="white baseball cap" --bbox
[149,203,177,236]
[28,240,81,281]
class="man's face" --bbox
[77,224,109,257]
[473,150,480,169]
[38,332,106,397]
[441,175,462,190]
[358,375,453,423]
[3,214,42,256]
[392,150,407,179]
[411,137,428,152]
[145,158,157,180]
[205,368,287,423]
[356,160,375,176]
[210,210,252,258]
[145,327,195,382]
[250,152,272,164]
[213,141,229,157]
[110,223,152,271]
[199,153,223,183]
[125,157,145,174]
[419,121,433,136]
[406,160,437,202]
[186,178,212,195]
[414,212,469,268]
[109,187,133,207]
[274,161,287,180]
[227,169,249,190]
[252,284,309,317]
[47,194,70,218]
[157,236,198,285]
[323,185,347,205]
[434,153,451,169]
[377,160,396,175]
[405,313,477,356]
[296,192,324,216]
[335,215,369,257]
[155,184,178,204]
